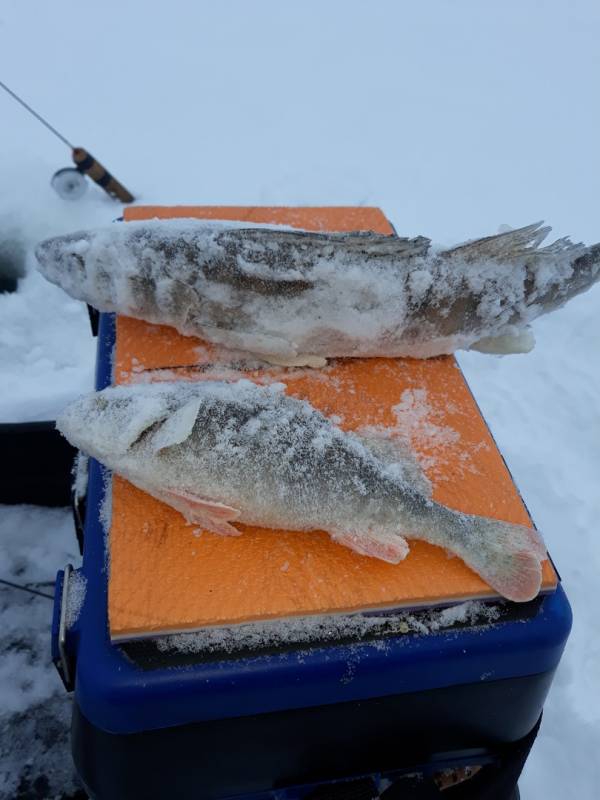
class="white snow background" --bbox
[1,0,599,796]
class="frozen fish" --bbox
[57,380,547,601]
[36,219,600,364]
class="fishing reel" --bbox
[50,147,134,202]
[51,166,88,201]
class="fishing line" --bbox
[0,577,54,600]
[0,79,74,148]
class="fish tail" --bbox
[452,515,546,602]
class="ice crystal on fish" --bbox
[57,379,547,601]
[35,219,600,362]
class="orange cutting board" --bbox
[108,206,557,640]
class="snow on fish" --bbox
[56,380,547,602]
[36,219,600,364]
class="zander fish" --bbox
[36,219,600,365]
[56,380,547,601]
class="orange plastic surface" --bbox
[108,206,557,640]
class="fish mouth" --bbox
[35,231,91,284]
[34,238,57,274]
[574,242,600,284]
[539,242,600,313]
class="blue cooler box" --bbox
[53,313,572,800]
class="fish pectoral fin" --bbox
[354,428,432,498]
[199,326,298,360]
[161,489,242,535]
[192,514,242,536]
[151,398,202,451]
[263,354,328,368]
[331,529,410,564]
[469,328,535,355]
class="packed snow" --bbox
[1,0,599,797]
[65,571,87,630]
[35,218,599,361]
[0,506,82,797]
[155,600,501,654]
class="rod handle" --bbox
[72,147,135,203]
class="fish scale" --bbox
[35,218,600,364]
[57,379,547,602]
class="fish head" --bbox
[56,385,173,465]
[536,241,600,314]
[566,243,600,302]
[35,230,94,295]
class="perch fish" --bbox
[57,380,547,602]
[36,219,600,364]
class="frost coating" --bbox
[152,600,502,653]
[35,219,600,361]
[72,452,89,500]
[57,380,547,601]
[65,571,87,628]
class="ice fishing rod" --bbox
[0,79,135,203]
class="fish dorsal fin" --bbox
[328,231,431,258]
[233,228,431,258]
[151,397,202,452]
[441,221,554,262]
[533,235,587,258]
[354,428,432,498]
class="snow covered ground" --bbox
[1,1,599,796]
[0,508,83,798]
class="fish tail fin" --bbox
[455,515,546,602]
